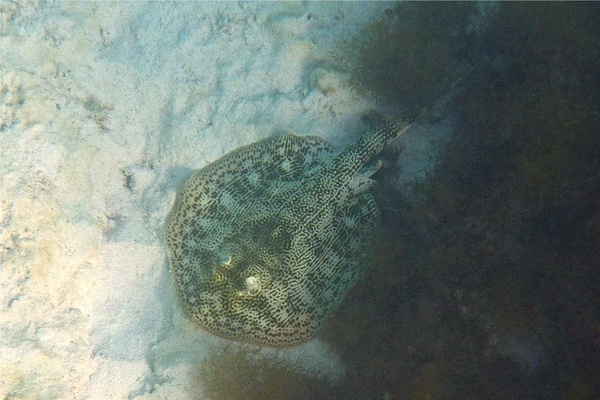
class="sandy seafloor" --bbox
[0,2,445,398]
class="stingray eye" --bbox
[220,255,232,266]
[211,254,232,276]
[237,276,260,297]
[245,276,260,293]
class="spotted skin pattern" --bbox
[166,121,411,346]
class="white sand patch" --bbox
[1,2,394,398]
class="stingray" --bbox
[165,120,411,346]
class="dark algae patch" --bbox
[194,344,338,400]
[336,2,476,115]
[323,3,600,400]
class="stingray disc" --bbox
[166,121,410,346]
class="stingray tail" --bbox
[332,120,412,178]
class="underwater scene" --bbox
[1,2,599,399]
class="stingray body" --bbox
[166,121,410,346]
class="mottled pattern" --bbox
[166,121,410,346]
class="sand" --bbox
[1,2,435,398]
